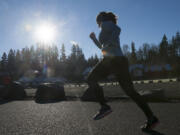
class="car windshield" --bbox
[0,0,180,135]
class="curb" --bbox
[64,78,179,88]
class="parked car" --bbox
[0,72,12,87]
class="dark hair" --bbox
[96,11,118,25]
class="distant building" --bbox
[144,64,172,72]
[129,64,172,79]
[129,64,144,78]
[83,64,172,81]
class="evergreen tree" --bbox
[7,49,16,78]
[136,47,144,63]
[51,45,59,77]
[142,43,150,64]
[31,46,41,71]
[148,45,159,64]
[122,44,130,58]
[60,44,66,62]
[170,36,177,57]
[94,54,99,64]
[87,54,99,67]
[70,44,77,60]
[159,34,169,63]
[15,50,22,78]
[15,50,21,62]
[130,42,137,64]
[1,52,8,71]
[66,44,87,82]
[175,32,180,56]
[50,45,59,64]
[172,32,180,76]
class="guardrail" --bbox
[64,78,180,88]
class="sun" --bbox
[34,22,57,43]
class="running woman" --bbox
[86,11,159,131]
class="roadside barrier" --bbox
[35,83,66,101]
[64,78,179,88]
[0,82,27,100]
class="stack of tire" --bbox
[35,83,66,102]
[0,82,27,100]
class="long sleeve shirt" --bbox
[92,21,123,57]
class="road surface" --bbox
[0,100,179,135]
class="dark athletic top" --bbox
[92,21,123,57]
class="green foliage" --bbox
[1,52,8,71]
[65,44,87,82]
[126,31,180,77]
[130,42,137,64]
[60,44,66,62]
[1,31,180,81]
[0,43,96,82]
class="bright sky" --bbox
[0,0,180,59]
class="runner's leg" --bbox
[114,57,154,119]
[86,58,111,105]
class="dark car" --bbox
[0,72,12,86]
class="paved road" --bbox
[0,100,179,135]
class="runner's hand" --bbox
[89,32,96,40]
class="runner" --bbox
[86,11,159,131]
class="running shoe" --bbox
[93,105,112,120]
[141,116,159,131]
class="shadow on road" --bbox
[34,98,67,104]
[0,99,13,105]
[34,96,83,104]
[1,96,179,105]
[143,129,165,135]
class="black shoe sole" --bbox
[93,110,112,120]
[141,121,159,131]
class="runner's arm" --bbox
[90,32,102,49]
[91,37,102,49]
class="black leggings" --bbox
[86,56,153,119]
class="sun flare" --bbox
[34,22,57,43]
